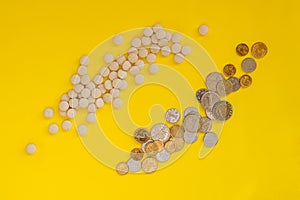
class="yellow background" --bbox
[1,0,300,199]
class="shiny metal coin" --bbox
[216,80,233,97]
[236,43,249,56]
[130,148,144,161]
[242,57,257,73]
[205,108,215,120]
[251,42,268,59]
[184,107,199,117]
[171,137,185,152]
[150,123,170,143]
[196,88,208,102]
[199,117,212,133]
[183,131,199,144]
[164,140,176,154]
[239,74,252,88]
[141,157,158,174]
[183,114,200,133]
[206,72,225,91]
[228,77,241,92]
[156,149,171,162]
[223,64,236,77]
[203,132,218,147]
[142,140,154,153]
[200,91,220,110]
[127,158,141,172]
[134,128,150,144]
[165,108,181,124]
[116,162,129,175]
[212,101,233,121]
[170,124,184,138]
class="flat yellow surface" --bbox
[1,0,300,199]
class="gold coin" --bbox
[141,157,158,174]
[153,140,164,152]
[171,137,185,152]
[223,64,236,77]
[236,43,249,56]
[239,74,252,88]
[116,162,129,175]
[164,140,176,154]
[145,140,163,155]
[134,128,150,144]
[170,124,184,138]
[251,42,268,59]
[130,148,144,161]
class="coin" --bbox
[156,149,171,162]
[134,128,150,144]
[241,57,257,73]
[130,148,144,161]
[228,77,241,92]
[153,140,164,152]
[206,72,225,91]
[203,132,218,147]
[200,91,220,110]
[116,162,129,175]
[141,157,158,173]
[223,64,236,77]
[144,142,158,155]
[212,101,233,121]
[239,74,252,88]
[236,43,249,56]
[164,140,176,153]
[171,137,185,152]
[184,107,199,117]
[216,80,233,97]
[251,42,268,59]
[142,140,153,152]
[205,108,215,120]
[150,123,170,143]
[183,131,199,144]
[199,117,212,133]
[170,124,184,138]
[183,114,200,133]
[196,88,208,102]
[165,108,181,124]
[127,158,141,172]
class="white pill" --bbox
[109,71,118,80]
[68,89,78,98]
[158,38,168,47]
[149,64,159,74]
[67,108,76,118]
[174,53,185,64]
[141,36,151,46]
[152,24,162,33]
[138,48,148,58]
[113,34,123,45]
[104,80,113,90]
[80,56,90,66]
[97,84,107,94]
[59,101,69,112]
[165,31,172,41]
[129,66,140,76]
[62,120,72,131]
[78,65,88,76]
[128,53,138,64]
[128,47,138,54]
[156,29,166,39]
[48,123,59,134]
[87,113,97,123]
[43,107,54,119]
[146,53,157,63]
[116,55,126,65]
[92,75,102,85]
[88,103,97,113]
[70,74,81,85]
[112,98,123,108]
[61,93,69,101]
[118,69,127,79]
[144,27,154,37]
[135,74,145,85]
[95,98,104,108]
[150,44,160,54]
[91,88,102,98]
[112,78,122,88]
[110,88,120,98]
[198,24,209,36]
[131,38,142,48]
[69,98,79,109]
[74,84,84,93]
[80,88,90,98]
[109,61,119,71]
[59,111,67,117]
[181,45,191,56]
[80,75,90,85]
[26,143,36,155]
[122,60,131,71]
[135,60,144,69]
[79,98,89,108]
[151,34,159,44]
[86,82,95,90]
[103,93,113,103]
[77,125,87,136]
[161,46,171,57]
[104,53,114,64]
[119,80,128,90]
[172,33,182,43]
[171,43,182,54]
[88,97,95,104]
[99,67,110,77]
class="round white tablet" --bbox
[48,123,59,134]
[104,80,113,90]
[62,120,72,131]
[88,103,97,113]
[122,60,131,71]
[171,43,182,54]
[77,65,88,76]
[135,60,144,69]
[61,93,69,101]
[181,45,191,56]
[143,27,154,37]
[113,98,123,108]
[108,71,118,80]
[128,47,138,54]
[113,34,123,45]
[158,39,168,47]
[171,33,182,43]
[110,88,120,98]
[112,78,122,88]
[161,46,171,57]
[146,53,156,63]
[67,108,76,118]
[118,69,127,79]
[119,80,128,90]
[174,53,185,64]
[81,88,90,98]
[104,53,114,64]
[79,98,89,108]
[128,53,138,64]
[68,89,77,98]
[135,74,144,85]
[43,107,54,119]
[69,98,79,109]
[77,125,87,136]
[109,61,119,71]
[150,44,160,54]
[129,66,140,76]
[138,48,148,58]
[149,64,159,74]
[156,29,166,39]
[198,24,209,36]
[152,24,162,33]
[165,31,172,41]
[91,88,101,98]
[80,75,90,85]
[80,56,90,66]
[86,82,95,90]
[116,55,126,65]
[141,36,151,46]
[74,84,84,93]
[70,74,81,85]
[151,34,159,44]
[26,143,36,155]
[103,93,113,103]
[95,98,104,108]
[59,101,69,112]
[131,38,142,48]
[93,74,103,85]
[87,113,97,123]
[99,67,110,77]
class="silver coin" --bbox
[165,108,181,124]
[184,107,199,117]
[205,108,215,120]
[212,101,233,121]
[156,149,171,162]
[183,114,200,133]
[216,80,233,97]
[242,57,257,73]
[127,158,141,172]
[206,72,225,91]
[228,77,241,92]
[171,137,185,152]
[196,88,208,102]
[141,157,158,174]
[150,123,170,143]
[183,131,199,144]
[199,117,212,133]
[200,91,220,110]
[203,132,218,147]
[142,140,154,152]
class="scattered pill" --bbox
[67,108,76,118]
[138,48,148,58]
[129,66,140,76]
[81,88,91,98]
[198,24,209,36]
[59,101,69,112]
[70,74,81,85]
[80,56,90,66]
[181,45,191,56]
[135,60,144,69]
[103,93,113,103]
[69,98,79,109]
[174,53,185,64]
[48,123,59,134]
[95,98,104,108]
[68,89,78,98]
[43,107,54,119]
[149,64,159,74]
[119,80,128,90]
[80,75,90,85]
[172,33,182,43]
[158,39,168,47]
[161,46,171,57]
[88,97,95,104]
[86,82,95,90]
[150,44,160,54]
[99,67,110,77]
[146,53,156,63]
[104,53,114,64]
[122,61,131,71]
[104,79,113,90]
[152,24,162,33]
[93,75,103,85]
[113,98,123,108]
[88,103,97,113]
[62,120,72,131]
[156,29,166,39]
[131,38,142,48]
[113,34,123,45]
[142,36,151,46]
[171,43,182,54]
[135,74,145,85]
[91,88,102,98]
[109,71,118,80]
[116,55,126,65]
[112,78,122,88]
[87,113,97,123]
[74,84,84,93]
[77,125,88,136]
[61,93,70,101]
[128,47,138,54]
[109,61,119,71]
[110,88,120,98]
[165,31,172,41]
[118,69,127,79]
[128,53,138,64]
[143,27,154,37]
[151,34,159,44]
[26,143,36,155]
[78,65,88,76]
[79,98,89,108]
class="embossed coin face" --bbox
[205,108,215,120]
[130,148,144,161]
[170,124,184,138]
[150,123,170,143]
[142,157,158,174]
[199,117,212,133]
[239,74,252,88]
[212,101,233,121]
[164,140,176,154]
[116,162,129,175]
[203,132,218,147]
[242,57,257,73]
[184,107,199,117]
[236,43,249,56]
[134,128,150,144]
[196,88,208,102]
[142,140,153,153]
[171,137,185,152]
[200,91,220,110]
[223,64,236,77]
[206,72,225,91]
[183,131,199,144]
[228,77,241,92]
[183,114,201,133]
[127,158,141,172]
[165,108,181,124]
[216,80,233,97]
[145,142,158,156]
[156,149,171,162]
[251,42,268,59]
